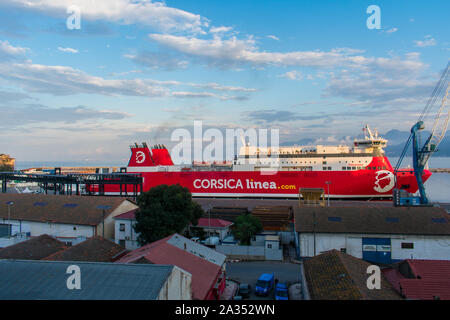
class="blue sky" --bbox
[0,0,448,162]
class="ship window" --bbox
[386,217,399,223]
[342,167,346,170]
[328,167,332,170]
[323,167,327,170]
[323,161,327,164]
[347,167,352,170]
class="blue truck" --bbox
[255,273,275,296]
[275,282,289,300]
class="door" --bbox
[362,238,391,264]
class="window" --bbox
[342,167,347,170]
[119,240,126,247]
[328,216,342,222]
[386,217,399,223]
[119,223,126,231]
[323,167,327,170]
[267,244,272,249]
[401,243,414,249]
[323,161,327,164]
[73,226,77,230]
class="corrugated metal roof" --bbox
[0,260,172,300]
[167,234,226,266]
[294,206,450,235]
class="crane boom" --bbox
[394,62,450,206]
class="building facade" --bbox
[294,207,450,264]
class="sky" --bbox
[0,0,448,163]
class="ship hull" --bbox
[90,156,430,199]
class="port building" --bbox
[294,206,450,263]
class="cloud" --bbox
[0,62,169,97]
[187,82,257,92]
[244,109,327,123]
[210,26,233,33]
[267,35,279,41]
[0,90,32,102]
[278,70,303,80]
[0,39,28,60]
[148,34,375,68]
[323,53,433,107]
[386,28,398,34]
[124,51,189,70]
[171,91,249,101]
[4,0,208,33]
[0,104,129,128]
[414,35,437,47]
[58,47,78,53]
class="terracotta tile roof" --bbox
[117,234,224,300]
[304,250,401,300]
[294,206,450,235]
[0,194,133,226]
[114,209,137,220]
[43,236,127,262]
[0,234,67,260]
[385,260,450,300]
[194,218,233,228]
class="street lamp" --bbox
[6,201,14,237]
[325,181,332,207]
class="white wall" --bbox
[157,266,192,300]
[298,232,450,260]
[114,218,139,250]
[0,218,95,240]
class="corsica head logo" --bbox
[373,170,395,193]
[135,151,146,164]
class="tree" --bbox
[232,214,263,245]
[133,184,204,245]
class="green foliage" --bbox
[133,184,204,245]
[0,165,13,172]
[232,214,263,245]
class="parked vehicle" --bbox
[255,273,275,296]
[237,283,251,299]
[275,282,289,300]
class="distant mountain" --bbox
[383,130,450,157]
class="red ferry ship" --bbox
[89,126,431,199]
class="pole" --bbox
[8,205,11,237]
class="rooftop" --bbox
[383,259,450,300]
[43,236,127,262]
[294,206,450,235]
[0,234,67,260]
[0,194,134,226]
[117,233,225,300]
[0,260,173,300]
[303,250,401,300]
[194,218,233,228]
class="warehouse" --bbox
[0,194,138,247]
[294,206,450,263]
